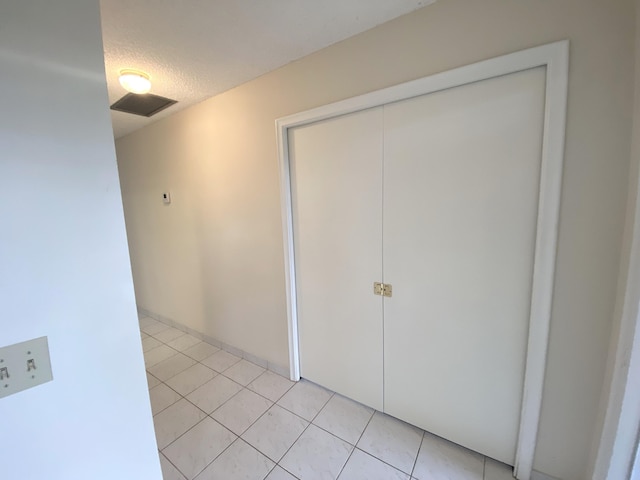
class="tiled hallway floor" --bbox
[139,315,514,480]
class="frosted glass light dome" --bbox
[118,70,151,94]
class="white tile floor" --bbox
[139,315,515,480]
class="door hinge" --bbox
[373,282,392,297]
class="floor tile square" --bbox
[265,466,298,480]
[167,334,202,352]
[144,344,179,368]
[277,379,333,421]
[142,321,171,336]
[149,383,182,416]
[211,388,273,435]
[183,342,221,361]
[313,393,374,445]
[141,331,150,340]
[201,349,242,372]
[248,370,295,402]
[154,398,206,449]
[160,452,187,480]
[154,327,187,343]
[142,336,162,352]
[224,359,266,386]
[242,404,308,462]
[483,458,514,480]
[280,424,352,480]
[195,439,274,480]
[163,417,236,479]
[147,372,161,389]
[338,448,409,480]
[166,363,217,396]
[357,412,423,474]
[412,431,483,480]
[148,353,197,381]
[186,375,243,414]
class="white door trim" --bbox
[276,40,569,480]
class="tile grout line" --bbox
[148,328,266,399]
[245,371,296,404]
[142,321,220,478]
[158,450,187,480]
[154,354,336,478]
[410,431,425,479]
[357,447,414,478]
[144,323,311,472]
[156,386,214,451]
[188,395,278,480]
[154,366,384,478]
[271,389,336,478]
[327,407,424,478]
[148,330,379,480]
[140,312,288,376]
[274,461,302,480]
[156,380,241,479]
[145,326,294,479]
[148,382,182,417]
[148,325,309,423]
[146,332,240,473]
[143,341,182,369]
[142,318,279,383]
[142,318,492,480]
[232,385,299,463]
[190,436,240,480]
[335,406,378,479]
[236,439,280,476]
[144,324,386,480]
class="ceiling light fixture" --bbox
[118,69,151,94]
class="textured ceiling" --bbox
[100,0,436,139]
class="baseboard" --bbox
[137,306,290,378]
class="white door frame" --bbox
[276,40,569,480]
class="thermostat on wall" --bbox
[162,192,171,204]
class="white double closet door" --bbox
[289,67,546,465]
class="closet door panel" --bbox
[290,107,384,410]
[383,67,546,464]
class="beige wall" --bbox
[590,0,640,477]
[116,1,637,478]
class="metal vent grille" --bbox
[110,93,177,117]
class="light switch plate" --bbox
[0,336,53,399]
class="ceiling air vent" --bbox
[110,93,177,117]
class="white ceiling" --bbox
[100,0,436,139]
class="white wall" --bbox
[0,1,161,478]
[116,1,636,478]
